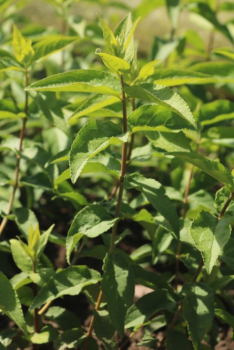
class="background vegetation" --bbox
[0,0,234,349]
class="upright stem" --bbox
[109,98,135,200]
[175,165,194,286]
[0,71,29,236]
[84,74,129,349]
[32,260,39,350]
[127,99,136,162]
[175,133,200,287]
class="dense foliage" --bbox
[0,0,234,349]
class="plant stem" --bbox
[84,74,129,350]
[0,71,29,236]
[175,165,194,287]
[109,98,135,200]
[218,192,234,219]
[38,300,53,316]
[32,260,39,350]
[175,132,201,287]
[159,190,234,348]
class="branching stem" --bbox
[84,74,129,350]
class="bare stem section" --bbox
[0,71,29,236]
[84,74,129,349]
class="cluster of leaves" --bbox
[0,0,234,349]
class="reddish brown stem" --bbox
[0,71,29,236]
[84,75,129,350]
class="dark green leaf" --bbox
[66,205,117,264]
[125,173,180,238]
[102,253,134,336]
[30,266,101,309]
[183,283,214,350]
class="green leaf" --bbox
[125,173,180,238]
[133,59,160,84]
[166,0,180,30]
[98,16,117,55]
[183,283,214,350]
[167,330,193,350]
[93,310,115,340]
[69,95,119,123]
[29,268,55,287]
[190,211,231,274]
[123,17,141,53]
[38,224,54,257]
[190,3,233,43]
[0,272,27,334]
[96,52,131,74]
[10,239,33,273]
[11,272,31,290]
[152,68,217,86]
[0,99,25,120]
[168,152,233,189]
[25,70,121,97]
[147,131,192,152]
[54,328,83,349]
[191,62,234,83]
[125,290,176,329]
[125,83,197,129]
[196,100,234,126]
[37,93,69,135]
[215,308,234,328]
[31,35,77,63]
[128,105,172,133]
[45,306,81,330]
[0,343,6,350]
[213,48,234,61]
[102,253,134,336]
[28,226,41,254]
[66,205,118,264]
[219,2,234,11]
[12,25,34,64]
[215,187,231,215]
[30,266,101,309]
[70,120,128,183]
[114,13,136,62]
[31,325,58,344]
[0,49,24,72]
[221,238,234,268]
[133,0,164,20]
[14,207,38,238]
[128,105,193,133]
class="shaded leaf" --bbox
[31,35,77,63]
[125,173,180,238]
[30,266,101,309]
[190,211,231,274]
[183,283,214,350]
[102,253,134,336]
[125,290,176,328]
[70,120,128,183]
[0,272,27,334]
[125,83,196,129]
[66,205,117,264]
